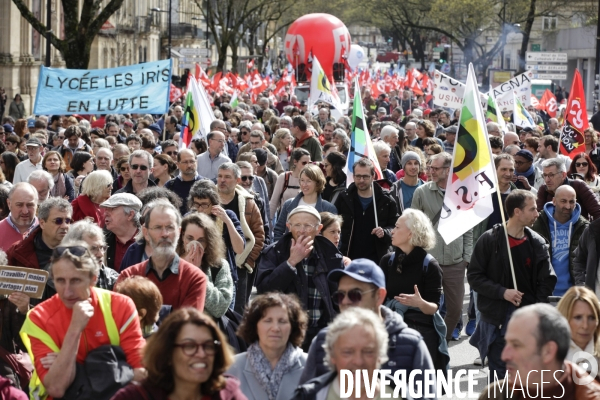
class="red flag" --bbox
[370,80,385,97]
[559,70,588,160]
[169,84,183,102]
[251,71,267,95]
[247,59,255,70]
[539,89,558,118]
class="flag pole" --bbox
[494,182,518,291]
[372,181,379,227]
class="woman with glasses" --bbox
[570,152,600,198]
[176,213,233,319]
[228,293,307,400]
[113,156,131,194]
[380,209,446,373]
[153,154,176,187]
[42,151,76,202]
[272,128,293,171]
[273,164,336,242]
[112,308,245,400]
[269,148,310,221]
[187,180,245,294]
[584,127,600,172]
[71,170,113,226]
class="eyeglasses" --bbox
[542,172,560,180]
[354,174,372,181]
[514,160,529,165]
[289,223,319,232]
[241,175,255,182]
[166,151,178,156]
[131,164,148,171]
[56,136,65,140]
[90,245,108,253]
[53,245,88,258]
[120,166,130,172]
[576,162,589,167]
[193,202,212,209]
[241,131,250,135]
[331,288,377,305]
[51,217,72,225]
[175,340,220,356]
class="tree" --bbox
[11,0,125,69]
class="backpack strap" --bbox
[423,254,433,273]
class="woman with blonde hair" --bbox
[272,128,293,171]
[557,286,600,371]
[71,170,113,226]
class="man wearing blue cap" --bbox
[299,258,436,396]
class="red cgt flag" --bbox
[559,70,588,160]
[539,89,558,118]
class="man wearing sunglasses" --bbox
[256,206,343,351]
[7,197,72,300]
[114,150,157,195]
[299,258,435,394]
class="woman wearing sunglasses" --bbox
[113,156,131,194]
[569,152,600,199]
[228,293,307,400]
[269,148,311,221]
[71,170,113,226]
[112,308,245,400]
[379,209,447,373]
[273,164,336,242]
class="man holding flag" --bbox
[335,79,398,263]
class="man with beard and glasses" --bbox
[116,200,207,311]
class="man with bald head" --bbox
[173,105,184,123]
[0,182,39,251]
[532,185,588,296]
[503,132,520,148]
[197,131,231,180]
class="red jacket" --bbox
[71,194,104,227]
[7,226,41,270]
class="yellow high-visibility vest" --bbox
[20,287,120,400]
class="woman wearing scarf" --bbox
[42,151,76,202]
[228,293,307,400]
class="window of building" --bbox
[542,17,558,30]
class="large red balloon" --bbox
[284,14,351,81]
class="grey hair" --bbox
[503,144,521,155]
[94,138,110,149]
[0,250,7,265]
[81,170,113,199]
[430,151,452,168]
[8,182,39,202]
[280,115,293,125]
[324,307,388,371]
[218,162,241,179]
[236,161,253,171]
[372,141,391,156]
[239,121,253,131]
[250,130,265,141]
[96,147,113,159]
[511,304,570,363]
[143,199,182,229]
[38,197,72,221]
[123,206,141,227]
[129,149,154,168]
[541,158,566,173]
[50,240,100,278]
[28,170,55,191]
[63,220,105,244]
[401,209,437,250]
[486,122,500,133]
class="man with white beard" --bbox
[116,199,208,311]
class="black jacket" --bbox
[573,220,600,290]
[114,178,157,195]
[334,182,398,262]
[255,234,343,327]
[467,224,556,327]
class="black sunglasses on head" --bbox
[53,245,88,258]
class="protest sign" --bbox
[432,70,487,109]
[0,266,49,299]
[34,59,172,115]
[489,71,534,112]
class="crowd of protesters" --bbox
[1,85,600,400]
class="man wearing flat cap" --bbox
[101,193,142,271]
[255,206,344,350]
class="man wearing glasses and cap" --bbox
[13,137,44,184]
[255,206,343,350]
[299,258,435,395]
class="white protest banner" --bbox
[34,59,173,115]
[0,266,49,299]
[488,70,534,112]
[433,70,487,109]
